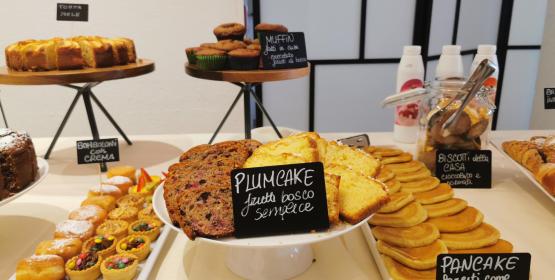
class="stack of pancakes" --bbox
[365,146,513,280]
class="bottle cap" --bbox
[477,44,496,55]
[403,45,421,55]
[441,45,461,55]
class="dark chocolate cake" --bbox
[0,129,38,201]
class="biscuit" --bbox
[448,239,513,254]
[365,146,404,158]
[382,255,436,280]
[395,167,431,183]
[377,239,448,270]
[376,165,395,182]
[422,198,467,218]
[387,160,426,175]
[369,201,428,227]
[372,222,439,248]
[428,206,483,233]
[440,223,500,250]
[378,192,414,213]
[400,177,440,193]
[381,152,413,165]
[384,178,401,194]
[413,183,453,205]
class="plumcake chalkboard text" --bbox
[57,3,89,22]
[259,32,308,69]
[436,149,492,188]
[231,162,329,238]
[436,253,531,280]
[76,138,119,164]
[544,88,555,109]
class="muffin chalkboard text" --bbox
[259,32,308,70]
[76,138,119,164]
[57,3,89,22]
[231,162,329,238]
[435,150,492,188]
[436,253,531,280]
[544,88,555,109]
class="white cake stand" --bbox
[0,157,49,207]
[152,186,372,280]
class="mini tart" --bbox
[108,206,139,223]
[65,252,102,280]
[138,204,162,224]
[116,194,145,209]
[96,220,129,240]
[195,49,227,70]
[100,253,139,280]
[116,235,151,261]
[128,219,161,241]
[228,48,260,70]
[129,175,162,196]
[83,234,117,259]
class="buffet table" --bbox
[0,131,554,279]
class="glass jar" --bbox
[416,80,496,171]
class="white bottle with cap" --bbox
[470,44,498,102]
[394,45,424,143]
[435,45,464,80]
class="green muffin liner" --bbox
[186,51,197,65]
[196,55,228,70]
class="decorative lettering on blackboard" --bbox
[76,138,119,164]
[259,32,308,69]
[436,150,492,188]
[544,88,555,109]
[436,253,531,280]
[57,3,89,22]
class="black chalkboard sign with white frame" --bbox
[436,253,531,280]
[76,138,119,164]
[259,32,308,70]
[57,3,89,22]
[435,149,492,188]
[230,162,329,238]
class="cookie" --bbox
[381,152,413,165]
[400,177,440,193]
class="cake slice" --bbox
[324,173,340,224]
[102,38,128,65]
[73,37,114,68]
[324,141,380,177]
[253,135,319,162]
[243,152,306,168]
[21,41,48,71]
[289,132,328,161]
[112,37,136,63]
[55,39,84,70]
[326,164,389,224]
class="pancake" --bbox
[440,223,500,250]
[413,183,454,205]
[378,192,414,213]
[449,239,513,254]
[365,146,403,157]
[400,177,440,193]
[396,167,432,183]
[376,165,395,182]
[382,255,436,280]
[422,198,467,218]
[427,206,483,233]
[387,160,426,174]
[377,239,447,270]
[382,152,413,165]
[372,222,439,248]
[369,201,427,227]
[384,178,401,194]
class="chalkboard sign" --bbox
[544,88,555,109]
[435,149,491,188]
[76,138,119,164]
[436,253,531,280]
[230,162,329,238]
[259,32,308,70]
[57,3,89,22]
[338,134,370,149]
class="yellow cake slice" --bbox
[289,132,328,161]
[324,141,380,177]
[324,173,340,224]
[253,135,319,162]
[243,152,306,168]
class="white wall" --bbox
[0,0,245,138]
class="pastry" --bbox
[103,176,134,194]
[100,253,139,280]
[384,178,401,194]
[365,146,403,158]
[101,38,128,65]
[326,164,390,224]
[81,195,116,212]
[128,219,161,241]
[16,255,65,280]
[213,40,247,52]
[112,38,136,63]
[412,183,453,205]
[20,41,48,70]
[386,160,426,175]
[440,223,500,250]
[381,152,413,165]
[88,184,123,200]
[34,238,83,261]
[427,206,483,232]
[400,177,440,193]
[55,39,84,70]
[68,205,107,229]
[228,48,260,70]
[138,204,162,223]
[65,251,102,280]
[0,129,38,202]
[116,194,145,209]
[72,36,114,68]
[378,191,414,213]
[107,165,137,184]
[377,239,447,270]
[376,165,395,182]
[255,22,288,34]
[369,201,427,227]
[395,167,431,183]
[195,48,227,70]
[535,163,555,195]
[448,239,513,254]
[116,235,151,261]
[128,168,162,196]
[176,140,251,167]
[382,255,436,280]
[82,234,117,259]
[422,198,467,218]
[108,206,139,223]
[213,23,246,41]
[96,220,129,240]
[372,223,440,248]
[325,141,380,177]
[54,220,95,241]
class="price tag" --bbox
[435,149,492,188]
[544,88,555,109]
[337,134,370,149]
[259,32,308,69]
[230,162,329,238]
[76,138,119,164]
[57,3,89,22]
[436,253,531,280]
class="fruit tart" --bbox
[108,206,138,223]
[116,235,151,261]
[65,251,102,280]
[96,220,129,240]
[100,253,139,280]
[128,219,161,241]
[129,168,162,197]
[83,234,117,259]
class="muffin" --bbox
[213,23,246,41]
[185,47,203,65]
[228,48,260,70]
[83,234,117,259]
[255,22,288,39]
[200,42,217,49]
[213,40,247,52]
[247,43,261,51]
[100,253,139,280]
[243,38,259,45]
[195,49,227,71]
